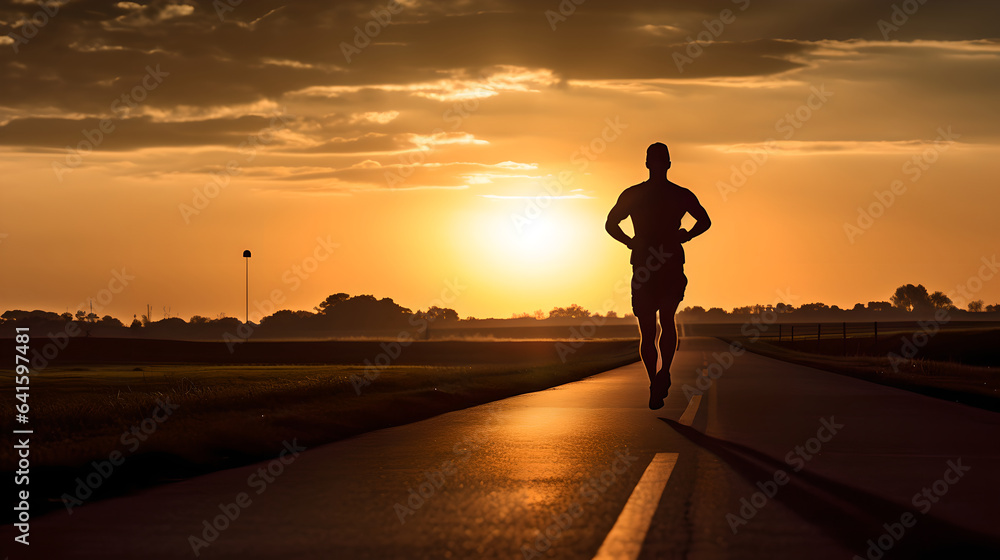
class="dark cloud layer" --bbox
[1,0,997,154]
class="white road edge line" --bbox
[592,453,679,560]
[678,394,702,427]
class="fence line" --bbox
[679,320,1000,343]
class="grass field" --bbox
[0,338,638,521]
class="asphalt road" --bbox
[5,337,1000,559]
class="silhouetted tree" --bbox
[148,317,187,330]
[890,284,932,312]
[731,304,772,314]
[548,304,591,319]
[1,310,61,323]
[867,301,893,312]
[190,315,210,325]
[968,300,985,312]
[929,291,953,309]
[798,302,830,312]
[99,315,123,327]
[260,309,316,328]
[321,294,412,328]
[420,306,459,322]
[679,306,706,315]
[986,304,1000,312]
[852,303,866,312]
[318,293,351,315]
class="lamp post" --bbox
[243,249,251,324]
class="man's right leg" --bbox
[637,311,658,384]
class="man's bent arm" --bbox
[606,197,632,248]
[681,198,711,242]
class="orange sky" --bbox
[1,1,999,321]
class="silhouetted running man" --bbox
[606,143,711,410]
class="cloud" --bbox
[0,0,998,194]
[290,65,560,102]
[710,139,970,156]
[0,115,296,150]
[349,111,400,124]
[106,1,195,28]
[479,192,592,200]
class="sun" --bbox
[499,214,566,262]
[453,200,591,286]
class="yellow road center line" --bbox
[678,394,702,427]
[593,453,680,560]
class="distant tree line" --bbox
[512,304,628,320]
[0,293,460,338]
[3,284,998,337]
[678,283,998,318]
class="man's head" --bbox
[646,142,671,174]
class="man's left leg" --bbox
[652,299,682,399]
